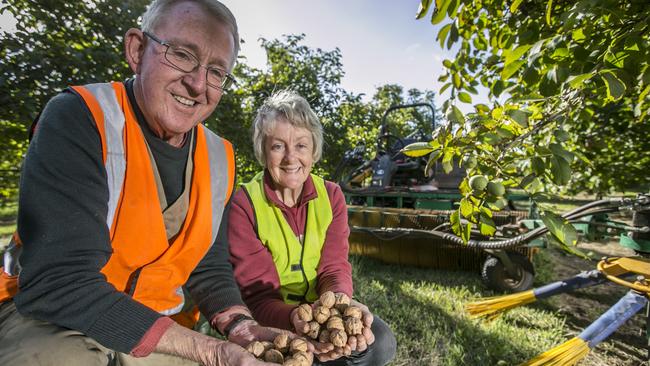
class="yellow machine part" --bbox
[348,206,532,271]
[598,257,650,293]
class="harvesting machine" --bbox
[334,103,623,292]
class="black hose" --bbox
[350,199,628,250]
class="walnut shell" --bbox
[245,341,265,357]
[260,341,274,352]
[326,316,344,331]
[292,351,312,366]
[313,305,331,324]
[296,303,313,322]
[334,293,351,312]
[334,293,350,307]
[319,291,336,308]
[273,333,290,353]
[307,321,320,339]
[289,338,309,354]
[343,306,363,320]
[318,329,331,343]
[344,316,363,335]
[283,358,301,366]
[328,307,341,317]
[329,329,348,348]
[264,349,284,363]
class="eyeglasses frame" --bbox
[142,31,237,90]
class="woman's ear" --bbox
[124,28,145,74]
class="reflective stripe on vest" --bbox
[0,82,235,317]
[243,172,333,304]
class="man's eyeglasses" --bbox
[143,31,236,91]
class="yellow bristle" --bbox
[520,337,590,366]
[465,290,536,320]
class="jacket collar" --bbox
[262,169,318,209]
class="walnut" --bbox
[328,307,341,317]
[292,351,312,366]
[318,329,330,343]
[296,303,313,322]
[283,358,301,366]
[289,338,309,354]
[264,349,284,363]
[326,316,344,331]
[273,333,290,353]
[245,341,265,358]
[344,316,363,335]
[329,329,348,348]
[334,293,350,312]
[313,305,331,324]
[319,291,336,308]
[260,341,274,352]
[343,305,363,320]
[307,321,320,339]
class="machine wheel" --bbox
[481,252,535,293]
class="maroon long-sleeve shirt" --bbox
[228,172,353,330]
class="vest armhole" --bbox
[222,139,236,204]
[70,85,107,163]
[241,187,260,240]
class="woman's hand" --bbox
[346,299,375,353]
[313,343,352,362]
[290,305,335,357]
[289,306,311,336]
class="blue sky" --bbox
[220,0,463,109]
[0,1,486,112]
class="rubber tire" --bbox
[481,252,535,293]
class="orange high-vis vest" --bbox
[0,82,235,326]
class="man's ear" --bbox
[124,28,145,74]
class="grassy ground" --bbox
[351,253,567,365]
[351,246,644,366]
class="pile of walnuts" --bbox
[296,291,363,349]
[246,334,312,366]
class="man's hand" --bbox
[213,341,279,366]
[228,319,279,347]
[154,322,276,366]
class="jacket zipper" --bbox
[299,208,310,300]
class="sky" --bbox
[219,0,458,108]
[0,1,486,112]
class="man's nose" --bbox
[182,66,209,95]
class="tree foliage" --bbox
[0,0,147,203]
[413,0,650,243]
[0,0,437,202]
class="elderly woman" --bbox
[228,90,396,365]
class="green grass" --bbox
[350,254,569,366]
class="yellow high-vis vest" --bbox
[243,172,332,304]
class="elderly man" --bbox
[0,1,285,365]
